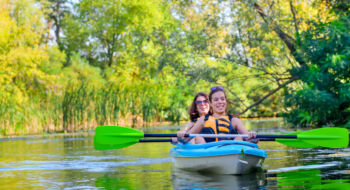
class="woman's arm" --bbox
[231,117,257,139]
[173,121,194,143]
[186,116,205,134]
[177,116,206,138]
[176,122,193,138]
[183,122,193,132]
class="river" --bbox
[1,119,350,189]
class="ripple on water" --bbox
[0,157,172,171]
[0,167,18,171]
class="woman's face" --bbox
[210,91,226,114]
[196,96,210,116]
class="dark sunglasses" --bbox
[196,100,209,105]
[211,86,224,91]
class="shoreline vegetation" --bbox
[0,79,282,136]
[0,81,188,136]
[0,117,282,138]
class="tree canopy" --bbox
[1,0,350,135]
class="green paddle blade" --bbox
[297,128,349,148]
[276,132,318,148]
[95,126,144,145]
[94,136,138,150]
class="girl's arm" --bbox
[231,117,257,139]
[173,121,194,143]
[186,116,205,134]
[177,116,206,137]
[176,122,193,137]
[183,122,193,132]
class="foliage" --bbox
[3,0,350,135]
[0,0,51,103]
[61,0,166,68]
[284,14,350,127]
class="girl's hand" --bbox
[246,131,257,140]
[247,138,259,144]
[177,130,187,138]
[245,131,259,144]
[172,130,187,143]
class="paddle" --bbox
[93,137,308,150]
[94,126,349,150]
[275,132,317,148]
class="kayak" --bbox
[169,140,267,174]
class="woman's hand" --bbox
[177,130,187,138]
[245,131,259,144]
[172,130,187,143]
[246,131,257,140]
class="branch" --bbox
[224,85,248,108]
[289,1,299,36]
[219,56,270,73]
[246,81,275,98]
[252,3,298,63]
[223,73,273,81]
[239,76,299,115]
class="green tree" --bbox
[0,0,52,102]
[285,13,350,127]
[167,0,350,121]
[165,0,292,116]
[61,0,165,69]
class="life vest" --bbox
[202,114,238,142]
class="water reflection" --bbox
[266,169,350,189]
[170,168,350,189]
[171,168,266,189]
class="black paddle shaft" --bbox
[139,139,172,142]
[139,138,278,142]
[138,138,288,142]
[143,134,298,138]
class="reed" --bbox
[0,80,190,136]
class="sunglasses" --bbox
[211,86,224,91]
[196,100,209,105]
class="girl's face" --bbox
[210,91,226,114]
[196,96,210,116]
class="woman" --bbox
[178,86,257,144]
[173,92,212,144]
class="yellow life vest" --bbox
[203,114,238,141]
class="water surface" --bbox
[1,119,350,189]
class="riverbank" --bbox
[1,117,283,137]
[0,117,284,139]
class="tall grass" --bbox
[0,81,189,135]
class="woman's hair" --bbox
[189,92,212,121]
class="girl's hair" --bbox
[209,87,227,102]
[209,86,229,113]
[189,92,212,121]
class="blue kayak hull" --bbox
[170,141,267,174]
